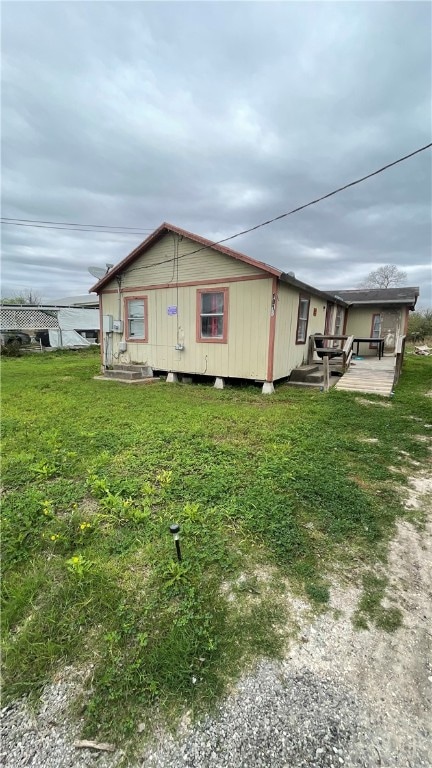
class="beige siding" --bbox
[345,306,403,355]
[272,284,328,379]
[103,234,263,292]
[101,278,273,380]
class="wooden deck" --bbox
[334,355,396,397]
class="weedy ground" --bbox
[1,348,431,745]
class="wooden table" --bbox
[352,337,385,360]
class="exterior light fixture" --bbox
[169,523,182,561]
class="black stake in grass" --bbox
[169,524,182,561]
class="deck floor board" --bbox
[334,355,395,397]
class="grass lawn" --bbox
[1,348,431,745]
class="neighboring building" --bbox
[0,305,100,347]
[90,223,348,391]
[44,295,99,309]
[333,287,419,355]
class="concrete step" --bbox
[112,365,154,378]
[113,364,144,371]
[104,369,142,380]
[290,365,319,382]
[306,372,325,384]
[286,381,322,389]
[94,375,160,386]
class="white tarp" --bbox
[48,330,92,348]
[57,308,99,331]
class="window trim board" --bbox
[295,294,311,345]
[124,295,149,343]
[196,287,229,344]
[369,312,382,349]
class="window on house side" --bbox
[126,298,146,341]
[334,306,343,335]
[370,313,382,348]
[296,297,310,344]
[198,290,227,341]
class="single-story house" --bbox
[91,223,350,391]
[90,223,418,391]
[333,287,419,356]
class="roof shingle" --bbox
[329,287,419,307]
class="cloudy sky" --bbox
[1,1,431,305]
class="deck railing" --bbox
[342,335,354,373]
[393,335,406,388]
[307,335,348,365]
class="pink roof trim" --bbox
[89,222,282,293]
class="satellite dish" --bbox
[106,263,114,270]
[287,271,295,277]
[88,266,107,279]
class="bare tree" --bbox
[1,289,42,305]
[361,265,407,289]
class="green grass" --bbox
[1,348,431,745]
[353,573,403,632]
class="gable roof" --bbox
[89,222,347,305]
[90,222,281,293]
[330,287,419,309]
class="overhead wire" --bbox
[122,141,432,277]
[2,142,431,268]
[0,221,154,235]
[1,216,155,232]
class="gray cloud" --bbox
[1,1,431,305]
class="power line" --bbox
[123,141,432,277]
[1,216,155,231]
[3,142,431,269]
[0,221,154,235]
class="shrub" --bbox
[0,341,22,357]
[407,309,432,342]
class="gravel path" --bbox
[2,474,431,768]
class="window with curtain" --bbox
[126,298,147,341]
[197,290,227,341]
[296,296,310,343]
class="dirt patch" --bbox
[397,450,422,467]
[77,498,100,516]
[402,472,432,510]
[283,506,432,767]
[355,397,392,408]
[220,566,278,603]
[415,434,432,443]
[358,437,379,444]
